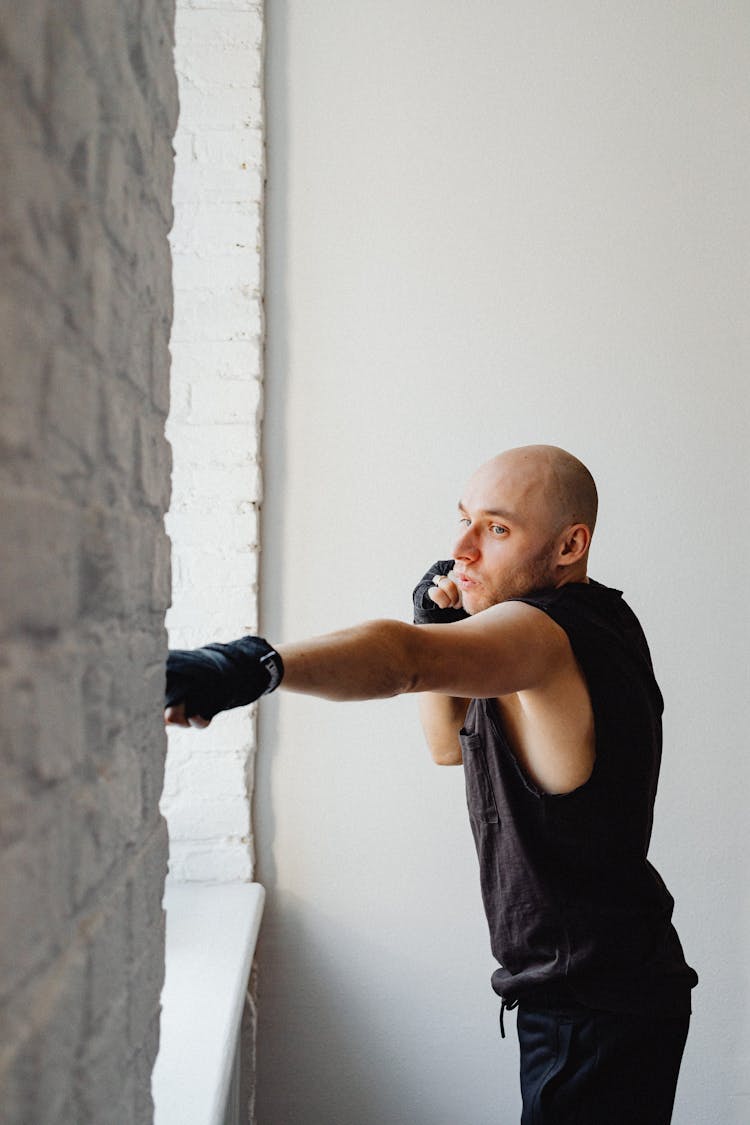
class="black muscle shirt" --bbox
[460,579,698,1015]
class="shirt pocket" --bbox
[460,729,500,826]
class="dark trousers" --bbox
[516,999,690,1125]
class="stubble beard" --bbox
[462,540,558,615]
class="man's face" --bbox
[450,455,561,615]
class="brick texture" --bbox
[0,0,178,1121]
[162,8,265,1119]
[163,0,265,886]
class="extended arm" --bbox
[165,603,570,732]
[276,605,566,700]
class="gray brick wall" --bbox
[0,2,178,1122]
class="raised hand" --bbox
[412,560,468,624]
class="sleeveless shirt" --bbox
[459,579,698,1015]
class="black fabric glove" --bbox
[165,636,284,721]
[412,560,469,624]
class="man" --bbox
[165,444,697,1124]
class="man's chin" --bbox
[464,589,518,615]
[462,593,490,616]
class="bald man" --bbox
[165,445,697,1125]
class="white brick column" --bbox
[163,1,265,883]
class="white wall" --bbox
[164,0,265,883]
[259,3,749,1122]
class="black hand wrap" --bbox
[165,636,284,721]
[412,559,469,625]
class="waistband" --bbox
[499,981,591,1038]
[516,980,589,1010]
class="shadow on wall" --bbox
[254,889,518,1125]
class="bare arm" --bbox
[164,597,592,794]
[165,602,570,730]
[413,568,468,766]
[276,603,569,702]
[417,693,468,765]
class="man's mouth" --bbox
[454,571,477,590]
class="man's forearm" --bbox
[277,619,420,701]
[418,693,468,765]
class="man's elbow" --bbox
[427,740,463,766]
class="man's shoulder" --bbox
[507,580,647,648]
[508,580,661,705]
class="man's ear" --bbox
[558,523,591,567]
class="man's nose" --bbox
[452,525,479,560]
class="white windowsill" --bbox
[152,881,265,1125]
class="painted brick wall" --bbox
[163,0,265,884]
[0,3,178,1123]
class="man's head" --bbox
[451,445,598,614]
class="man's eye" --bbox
[459,517,471,527]
[490,525,508,536]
